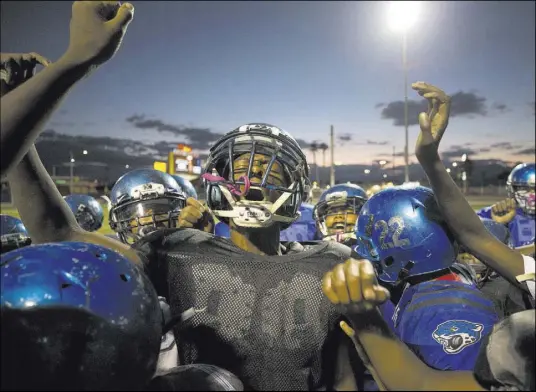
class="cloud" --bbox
[489,142,519,150]
[338,133,352,142]
[492,102,510,113]
[478,147,491,153]
[379,90,490,126]
[356,140,390,146]
[374,103,385,109]
[515,146,536,156]
[126,114,223,150]
[440,146,479,159]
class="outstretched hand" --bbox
[412,82,451,162]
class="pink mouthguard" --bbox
[201,173,251,197]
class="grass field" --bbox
[0,196,499,236]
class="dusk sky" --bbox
[1,1,534,166]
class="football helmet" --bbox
[63,194,104,232]
[172,175,198,200]
[0,214,31,254]
[109,169,187,244]
[0,242,162,390]
[314,183,367,242]
[507,163,535,215]
[203,123,310,230]
[355,186,457,284]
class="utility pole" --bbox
[392,146,395,174]
[403,31,410,183]
[330,125,335,186]
[69,151,74,194]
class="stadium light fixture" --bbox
[387,1,420,33]
[364,169,371,174]
[387,1,420,184]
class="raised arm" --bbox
[412,82,528,289]
[0,1,134,176]
[7,145,143,267]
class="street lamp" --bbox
[452,162,458,167]
[387,1,420,184]
[364,169,371,174]
[69,151,74,194]
[83,150,88,155]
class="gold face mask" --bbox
[232,153,287,202]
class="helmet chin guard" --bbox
[214,182,296,228]
[204,123,310,230]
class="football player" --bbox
[314,183,368,246]
[0,214,31,254]
[1,242,162,391]
[322,258,534,391]
[412,81,534,304]
[477,163,535,252]
[354,186,499,371]
[9,123,360,391]
[63,194,104,232]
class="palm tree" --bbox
[309,141,319,183]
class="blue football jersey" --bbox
[478,207,535,248]
[392,280,499,371]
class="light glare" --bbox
[387,1,420,33]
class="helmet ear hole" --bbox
[383,256,395,267]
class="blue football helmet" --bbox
[355,186,457,284]
[0,214,31,254]
[280,203,318,242]
[63,194,104,232]
[0,242,162,390]
[109,169,187,244]
[204,123,311,230]
[172,175,198,200]
[507,162,535,215]
[314,184,367,242]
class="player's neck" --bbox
[229,221,281,256]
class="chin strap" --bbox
[202,173,251,197]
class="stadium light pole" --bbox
[387,1,420,183]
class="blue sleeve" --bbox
[379,301,396,333]
[476,206,493,219]
[214,222,230,238]
[395,282,499,371]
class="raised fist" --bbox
[178,198,215,233]
[1,52,51,95]
[63,1,134,68]
[322,258,390,315]
[491,198,517,225]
